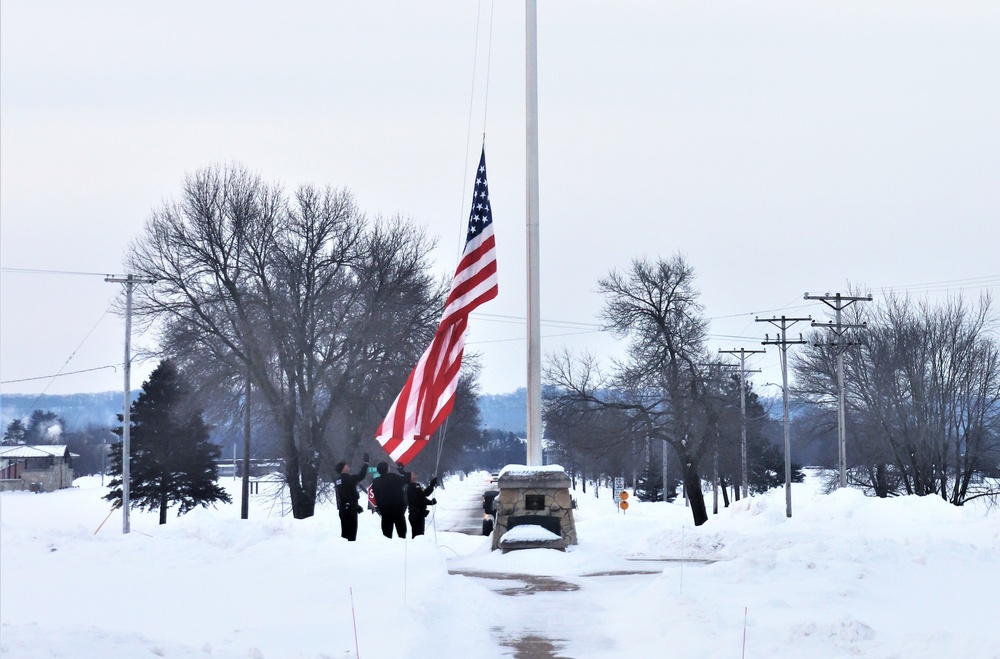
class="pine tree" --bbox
[105,360,231,523]
[747,435,805,494]
[636,461,667,502]
[3,419,27,445]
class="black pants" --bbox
[339,510,359,541]
[380,508,406,539]
[409,511,426,538]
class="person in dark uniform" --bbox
[333,454,369,541]
[406,472,438,538]
[371,461,408,539]
[482,488,499,536]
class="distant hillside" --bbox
[2,389,527,436]
[2,388,797,437]
[0,392,131,431]
[477,388,527,434]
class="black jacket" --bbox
[406,479,437,517]
[371,471,408,513]
[334,463,369,513]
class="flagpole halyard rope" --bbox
[459,0,485,258]
[482,0,495,136]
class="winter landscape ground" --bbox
[2,469,998,658]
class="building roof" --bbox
[0,444,72,459]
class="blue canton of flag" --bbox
[468,158,493,242]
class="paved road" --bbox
[433,475,494,535]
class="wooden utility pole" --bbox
[804,292,872,489]
[719,348,764,499]
[105,274,156,534]
[756,315,810,518]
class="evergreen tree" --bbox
[105,360,231,524]
[635,460,663,502]
[3,419,27,445]
[747,435,805,494]
[634,454,679,503]
[24,410,64,444]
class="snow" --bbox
[499,524,561,543]
[2,470,999,658]
[499,464,568,477]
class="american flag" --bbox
[375,148,499,465]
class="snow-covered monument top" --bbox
[498,464,572,483]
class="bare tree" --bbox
[543,357,644,489]
[546,255,716,525]
[125,165,441,518]
[795,292,1000,504]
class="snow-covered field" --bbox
[2,469,998,658]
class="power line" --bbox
[879,274,1000,292]
[1,267,118,277]
[3,299,119,424]
[1,365,117,384]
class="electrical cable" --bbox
[1,364,117,384]
[6,295,120,423]
[1,267,116,277]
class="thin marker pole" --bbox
[742,606,748,658]
[350,587,360,658]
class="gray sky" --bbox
[2,1,998,401]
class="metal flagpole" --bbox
[525,0,543,466]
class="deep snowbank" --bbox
[2,470,997,658]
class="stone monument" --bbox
[490,465,578,552]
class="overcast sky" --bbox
[2,1,998,402]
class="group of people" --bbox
[333,453,438,542]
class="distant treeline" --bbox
[1,390,529,436]
[0,392,133,432]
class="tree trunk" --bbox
[276,413,321,519]
[711,451,719,515]
[159,491,168,525]
[873,462,889,498]
[682,462,708,526]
